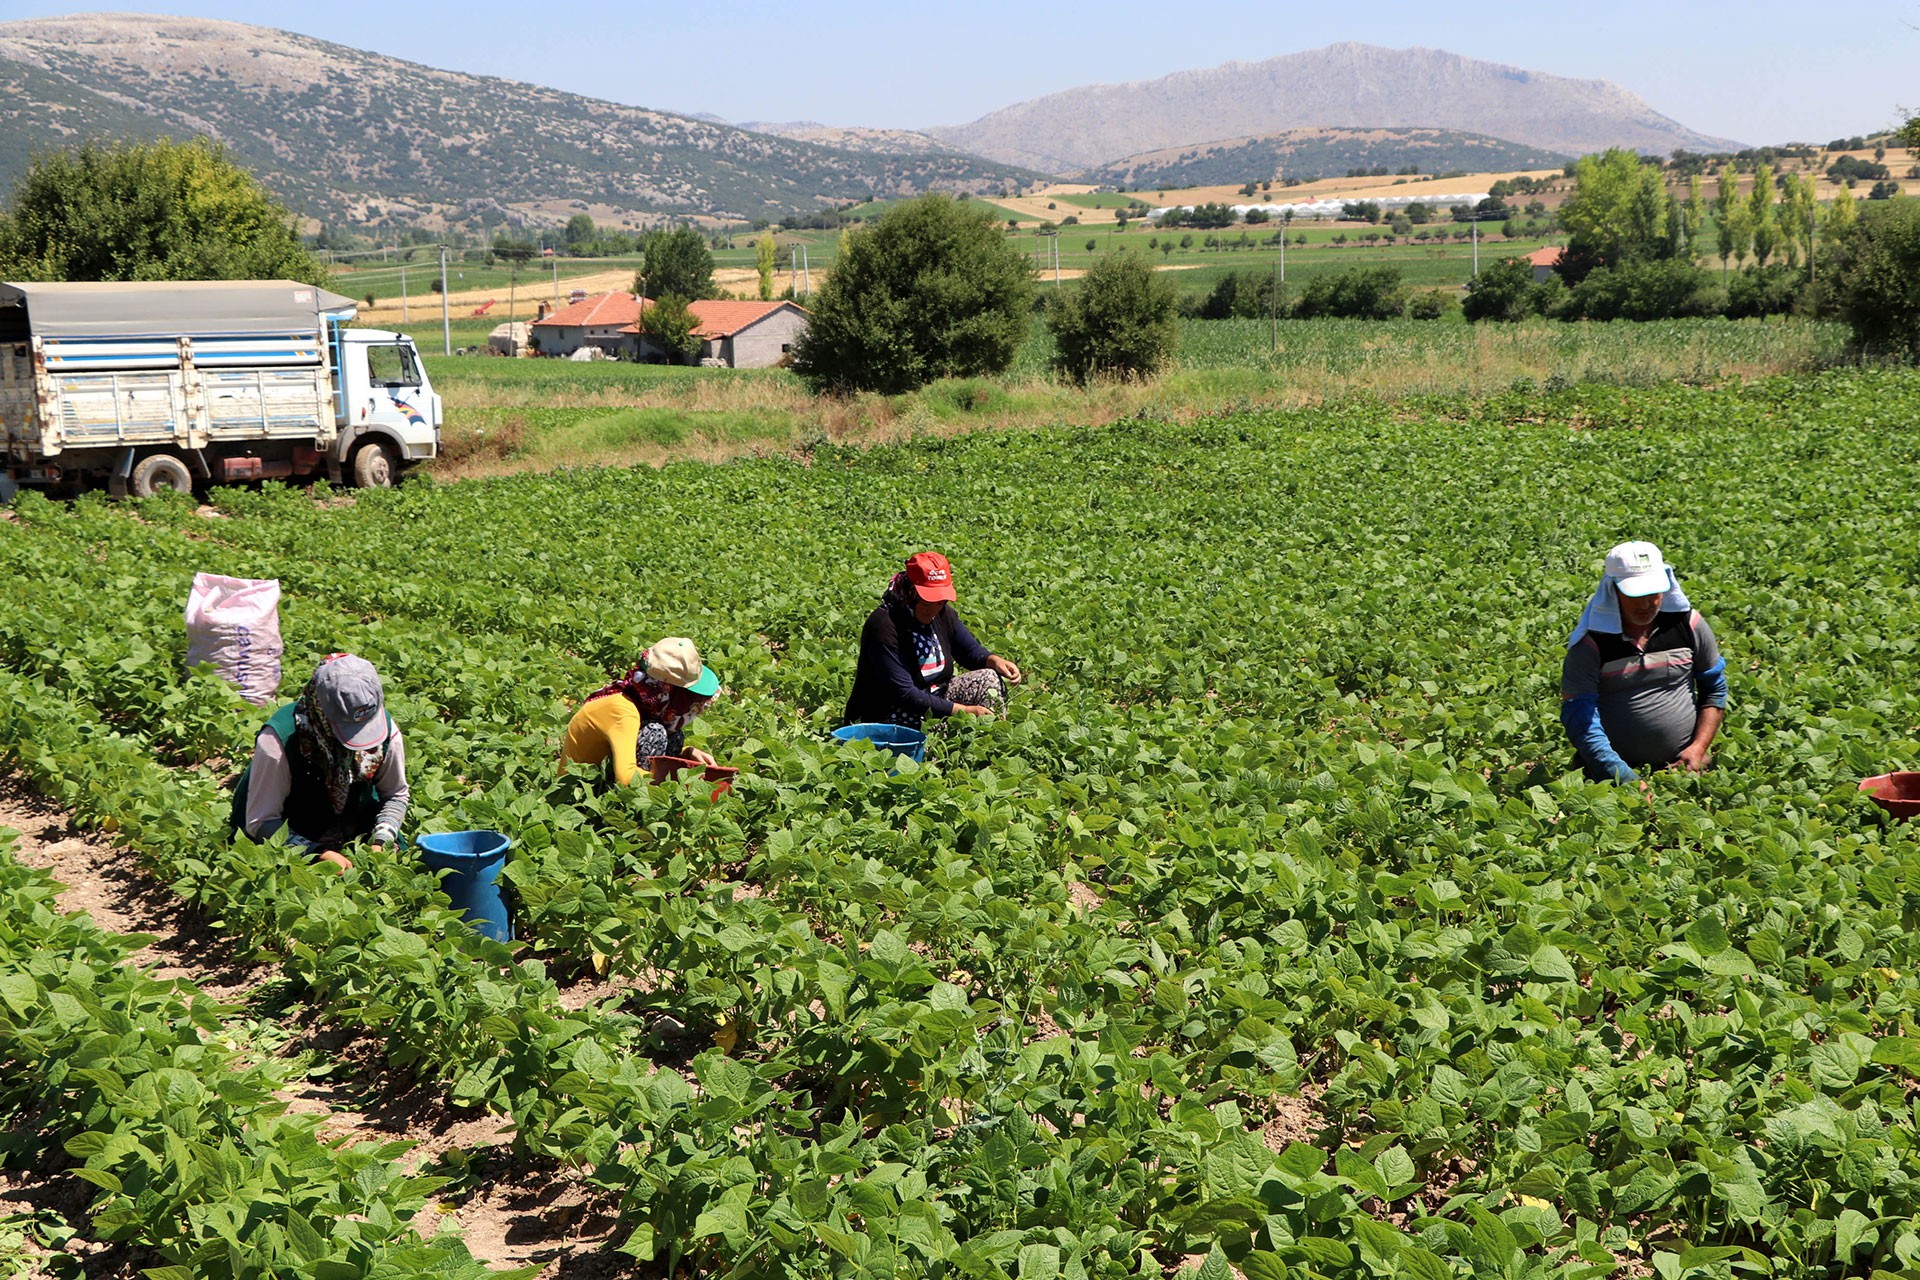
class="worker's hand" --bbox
[317,849,354,875]
[988,655,1023,684]
[1672,743,1713,773]
[952,703,992,716]
[688,747,717,767]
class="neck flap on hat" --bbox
[1566,566,1692,648]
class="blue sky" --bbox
[11,1,1918,147]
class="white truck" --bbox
[0,279,440,499]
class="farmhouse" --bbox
[530,293,809,367]
[527,291,642,358]
[634,301,809,369]
[1525,245,1564,283]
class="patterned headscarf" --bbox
[584,649,711,736]
[292,676,390,814]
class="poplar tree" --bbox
[755,234,777,301]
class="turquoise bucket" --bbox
[416,830,514,942]
[832,722,927,763]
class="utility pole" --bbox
[439,245,450,355]
[1472,218,1479,277]
[801,244,811,297]
[551,253,559,302]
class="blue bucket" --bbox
[416,830,514,942]
[832,722,927,763]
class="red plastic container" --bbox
[1859,772,1920,819]
[647,755,740,800]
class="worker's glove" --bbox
[370,825,398,847]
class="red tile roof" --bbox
[531,291,646,328]
[1525,246,1564,267]
[615,299,805,340]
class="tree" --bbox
[636,225,714,301]
[1047,251,1178,385]
[0,137,324,283]
[1557,149,1676,280]
[1824,195,1920,356]
[564,213,597,247]
[755,234,777,301]
[790,194,1035,395]
[1747,163,1777,267]
[640,293,702,365]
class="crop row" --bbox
[0,833,500,1278]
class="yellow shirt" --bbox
[560,695,642,784]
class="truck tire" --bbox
[130,454,195,498]
[351,441,399,489]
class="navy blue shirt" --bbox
[843,599,992,727]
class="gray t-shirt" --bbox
[1562,610,1723,767]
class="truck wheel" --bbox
[351,442,399,489]
[130,454,194,498]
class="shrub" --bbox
[1046,251,1179,385]
[1408,289,1458,320]
[791,195,1034,394]
[1554,260,1722,322]
[1294,266,1408,320]
[1822,195,1920,357]
[1463,257,1544,323]
[1724,264,1805,319]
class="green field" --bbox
[7,369,1920,1275]
[400,314,1844,478]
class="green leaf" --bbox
[1018,1243,1061,1280]
[1240,1251,1291,1280]
[1397,1246,1452,1280]
[1374,1146,1416,1192]
[1836,1208,1876,1258]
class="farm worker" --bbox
[561,637,720,786]
[232,654,407,874]
[1561,541,1727,784]
[843,551,1023,730]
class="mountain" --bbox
[0,14,1043,232]
[925,43,1745,175]
[735,121,961,157]
[1088,126,1570,191]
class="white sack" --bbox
[184,573,284,706]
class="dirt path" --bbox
[0,775,625,1277]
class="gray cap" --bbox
[312,654,387,749]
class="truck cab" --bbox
[330,324,442,487]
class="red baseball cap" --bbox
[904,551,957,602]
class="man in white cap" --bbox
[1561,541,1728,784]
[232,653,408,872]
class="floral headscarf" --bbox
[292,676,390,814]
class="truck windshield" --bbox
[366,343,421,387]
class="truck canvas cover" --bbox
[0,280,357,340]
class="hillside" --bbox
[734,121,961,157]
[926,43,1745,174]
[0,14,1042,232]
[1088,126,1570,191]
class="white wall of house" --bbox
[723,307,809,369]
[533,324,633,357]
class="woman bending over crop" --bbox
[1561,541,1727,784]
[232,654,408,874]
[843,551,1022,731]
[561,637,720,786]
